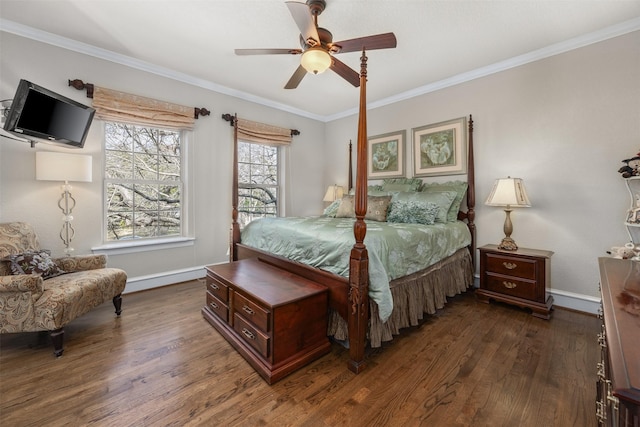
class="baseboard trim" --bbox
[123,265,206,294]
[549,288,600,315]
[126,268,601,315]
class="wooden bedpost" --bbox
[466,115,476,267]
[230,113,241,262]
[348,140,353,191]
[348,49,370,374]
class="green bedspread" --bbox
[240,217,472,322]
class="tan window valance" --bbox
[236,118,292,146]
[92,87,195,130]
[67,79,210,131]
[221,113,298,146]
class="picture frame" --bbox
[367,130,405,180]
[412,117,467,177]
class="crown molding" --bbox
[325,16,640,122]
[0,19,325,122]
[2,16,639,123]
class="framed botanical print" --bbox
[412,117,467,177]
[367,130,405,180]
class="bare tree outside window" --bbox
[238,141,279,227]
[105,122,182,241]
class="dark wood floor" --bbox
[0,280,600,426]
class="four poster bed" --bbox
[228,51,476,374]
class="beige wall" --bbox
[0,33,326,285]
[2,30,638,310]
[325,31,640,307]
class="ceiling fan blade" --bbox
[332,32,397,54]
[330,57,360,88]
[284,65,307,89]
[285,1,320,46]
[235,48,302,55]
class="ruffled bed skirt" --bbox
[327,248,474,348]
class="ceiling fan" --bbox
[235,0,397,89]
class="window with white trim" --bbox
[237,140,279,227]
[104,122,183,241]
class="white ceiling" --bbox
[1,0,639,121]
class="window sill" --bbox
[91,237,195,255]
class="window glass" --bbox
[237,141,279,227]
[104,122,183,241]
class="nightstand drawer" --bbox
[206,291,228,322]
[234,291,270,333]
[234,312,270,358]
[485,253,537,279]
[206,274,229,302]
[485,274,537,300]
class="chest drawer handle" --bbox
[503,281,517,289]
[241,328,255,340]
[209,301,219,310]
[209,283,219,290]
[242,305,255,316]
[502,262,517,270]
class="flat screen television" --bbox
[3,79,95,148]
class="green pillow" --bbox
[387,200,439,225]
[381,178,423,192]
[323,199,341,217]
[422,181,468,222]
[391,191,457,223]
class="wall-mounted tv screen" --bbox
[3,79,95,148]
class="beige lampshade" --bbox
[36,151,92,182]
[485,177,531,207]
[323,185,345,202]
[301,47,332,74]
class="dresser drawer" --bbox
[234,313,270,358]
[485,274,537,300]
[206,291,228,322]
[234,292,270,333]
[485,253,537,279]
[206,274,229,302]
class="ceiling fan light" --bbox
[300,48,331,74]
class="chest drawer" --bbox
[485,253,537,279]
[206,291,228,322]
[485,274,537,300]
[233,312,270,358]
[206,274,229,302]
[234,291,270,333]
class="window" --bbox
[104,122,183,241]
[238,141,279,227]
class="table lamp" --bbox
[323,184,345,203]
[485,177,531,251]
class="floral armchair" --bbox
[0,222,127,356]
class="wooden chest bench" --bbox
[201,258,331,384]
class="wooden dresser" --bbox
[477,244,554,319]
[597,257,640,426]
[201,258,331,384]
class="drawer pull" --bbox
[241,328,255,340]
[595,400,605,422]
[503,281,517,289]
[502,262,517,270]
[596,362,605,379]
[209,283,219,290]
[209,301,218,310]
[242,305,255,316]
[597,332,607,348]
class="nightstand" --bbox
[477,244,554,319]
